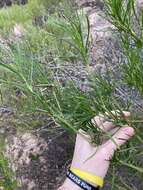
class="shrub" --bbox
[0,0,143,189]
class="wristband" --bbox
[70,168,104,188]
[67,170,99,190]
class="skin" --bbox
[58,111,135,190]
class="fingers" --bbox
[104,126,135,153]
[92,116,114,132]
[105,110,130,119]
[77,111,131,145]
[92,111,130,132]
[91,114,105,127]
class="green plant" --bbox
[0,135,17,190]
[0,152,17,190]
[0,0,143,189]
[0,0,45,35]
[105,0,143,94]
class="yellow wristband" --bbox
[70,168,104,188]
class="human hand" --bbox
[59,111,135,190]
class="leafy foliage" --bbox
[105,0,143,94]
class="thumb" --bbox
[104,126,135,155]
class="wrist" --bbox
[59,178,82,190]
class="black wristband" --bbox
[66,170,100,190]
